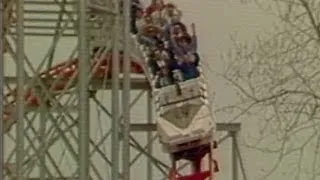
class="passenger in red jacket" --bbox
[145,0,164,16]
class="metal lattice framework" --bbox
[0,0,246,179]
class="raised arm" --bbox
[169,27,184,57]
[191,23,196,36]
[190,23,198,51]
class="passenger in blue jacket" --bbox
[170,23,200,80]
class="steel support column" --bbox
[16,0,25,179]
[147,90,153,180]
[231,132,238,180]
[122,0,132,180]
[78,0,90,179]
[0,0,4,179]
[111,0,121,179]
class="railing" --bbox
[8,0,115,37]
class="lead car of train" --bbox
[150,64,220,180]
[155,75,214,153]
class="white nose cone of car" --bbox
[155,77,215,153]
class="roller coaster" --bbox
[2,0,220,179]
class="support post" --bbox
[0,0,4,179]
[78,0,90,179]
[147,90,153,180]
[16,0,25,179]
[231,132,238,180]
[128,123,243,179]
[111,0,120,179]
[38,87,47,180]
[122,0,131,180]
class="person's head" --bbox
[173,23,185,34]
[166,3,175,14]
[170,15,180,24]
[144,16,152,23]
[148,27,158,37]
[164,41,169,49]
[177,35,191,47]
[157,41,164,50]
[151,0,163,6]
[161,67,169,75]
[148,25,162,37]
[160,51,169,61]
[148,51,155,59]
[136,9,144,18]
[154,49,161,58]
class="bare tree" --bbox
[221,0,320,179]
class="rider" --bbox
[130,0,143,34]
[170,23,199,80]
[161,3,182,25]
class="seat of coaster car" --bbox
[155,78,206,115]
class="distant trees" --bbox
[222,0,320,179]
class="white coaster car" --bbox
[155,77,215,153]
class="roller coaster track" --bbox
[2,1,219,179]
[3,52,147,133]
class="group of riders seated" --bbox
[131,0,200,88]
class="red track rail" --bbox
[169,143,219,180]
[3,53,145,133]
